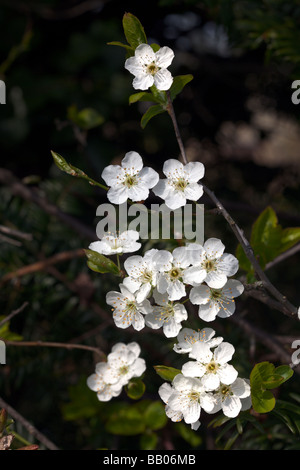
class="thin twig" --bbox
[0,249,86,284]
[165,96,297,318]
[0,168,96,241]
[0,302,28,328]
[0,396,59,450]
[2,338,106,360]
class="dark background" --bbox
[1,0,300,450]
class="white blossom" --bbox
[124,43,174,91]
[182,342,238,391]
[152,246,191,301]
[189,279,244,322]
[123,249,159,302]
[184,238,239,289]
[89,230,141,256]
[159,373,215,429]
[145,289,188,337]
[103,342,146,387]
[106,284,153,331]
[153,159,205,210]
[212,378,251,418]
[86,362,123,402]
[173,327,223,355]
[101,151,159,204]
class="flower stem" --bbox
[166,91,188,164]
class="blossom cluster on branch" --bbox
[86,34,252,431]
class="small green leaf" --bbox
[51,151,108,190]
[107,41,134,56]
[154,365,181,382]
[129,92,162,105]
[140,431,158,450]
[122,13,147,49]
[250,362,294,414]
[150,43,160,52]
[106,406,145,436]
[84,249,120,275]
[141,104,165,128]
[169,74,194,100]
[67,106,104,130]
[0,319,22,341]
[144,401,168,430]
[125,378,146,400]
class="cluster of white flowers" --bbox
[85,39,251,427]
[87,342,146,401]
[159,327,251,430]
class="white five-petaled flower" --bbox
[159,374,215,430]
[184,238,239,289]
[86,362,123,402]
[153,159,205,210]
[106,284,153,331]
[189,279,244,322]
[173,327,223,355]
[212,378,251,418]
[103,342,146,387]
[124,43,174,91]
[152,246,191,301]
[182,341,238,391]
[89,230,141,256]
[123,249,159,302]
[101,151,159,204]
[145,289,188,337]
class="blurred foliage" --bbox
[1,0,300,451]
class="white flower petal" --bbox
[107,185,129,204]
[217,364,238,385]
[167,279,186,301]
[181,361,206,378]
[214,342,235,365]
[132,74,154,90]
[184,183,203,201]
[155,46,174,68]
[218,253,239,277]
[101,164,124,186]
[163,159,184,176]
[154,68,173,90]
[184,162,205,183]
[198,302,219,322]
[139,166,159,188]
[189,285,210,305]
[152,179,171,199]
[163,319,182,338]
[204,238,225,259]
[134,43,156,64]
[222,395,242,418]
[164,191,186,210]
[158,382,173,403]
[183,266,207,286]
[201,373,220,391]
[183,401,201,424]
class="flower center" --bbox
[206,361,218,373]
[155,304,174,323]
[174,177,188,192]
[124,174,138,188]
[146,62,159,75]
[125,300,137,313]
[119,365,129,375]
[203,258,217,272]
[220,385,232,397]
[188,390,200,402]
[169,267,182,280]
[142,270,153,283]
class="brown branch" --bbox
[0,168,96,241]
[0,302,29,328]
[0,249,86,284]
[0,396,59,450]
[2,338,106,360]
[165,96,297,318]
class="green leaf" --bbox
[140,431,158,450]
[144,401,168,431]
[236,206,300,273]
[122,13,147,49]
[141,104,165,129]
[169,74,194,100]
[84,249,120,275]
[0,318,22,341]
[67,105,104,130]
[107,41,134,55]
[51,151,108,190]
[174,422,202,447]
[250,362,294,413]
[153,365,181,382]
[125,378,146,400]
[129,92,162,105]
[105,406,145,436]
